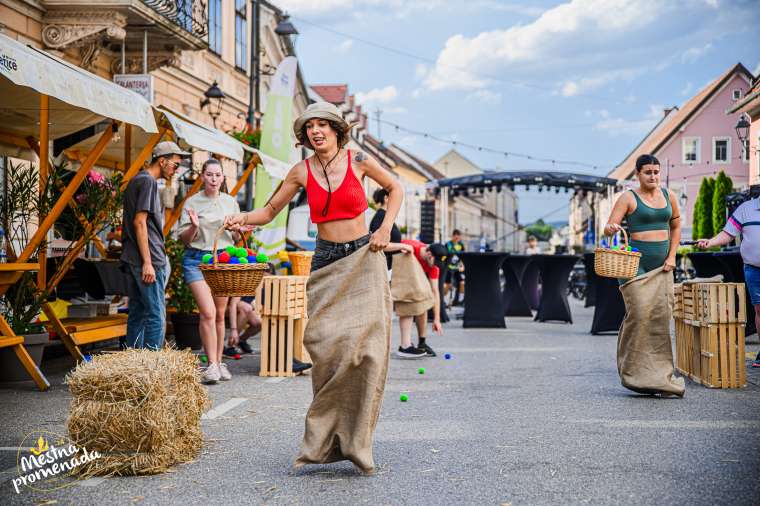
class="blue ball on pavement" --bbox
[444,353,452,360]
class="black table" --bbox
[686,252,725,278]
[582,253,597,308]
[501,255,534,317]
[585,253,626,334]
[522,259,541,310]
[460,252,509,328]
[531,255,579,323]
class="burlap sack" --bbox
[391,253,434,317]
[618,267,685,396]
[294,245,391,474]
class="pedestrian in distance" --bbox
[225,101,403,475]
[444,229,465,306]
[697,192,760,368]
[121,141,187,350]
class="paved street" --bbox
[1,300,759,505]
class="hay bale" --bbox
[65,348,210,476]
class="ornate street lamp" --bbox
[735,114,750,159]
[275,14,299,49]
[200,80,225,127]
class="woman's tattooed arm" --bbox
[354,150,367,163]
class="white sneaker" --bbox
[218,362,232,381]
[203,363,221,384]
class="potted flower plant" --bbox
[165,236,202,349]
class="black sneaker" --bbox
[396,346,426,359]
[223,346,239,358]
[238,340,253,354]
[417,342,436,357]
[293,358,312,373]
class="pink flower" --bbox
[87,171,105,184]
[75,194,86,204]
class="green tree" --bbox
[695,176,715,239]
[692,197,701,240]
[711,171,733,233]
[524,219,553,242]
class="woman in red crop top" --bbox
[225,102,402,474]
[225,102,402,257]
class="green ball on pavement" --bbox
[418,367,425,374]
[400,394,408,402]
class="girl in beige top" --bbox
[178,159,247,384]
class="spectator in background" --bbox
[370,188,402,270]
[445,229,465,306]
[698,193,760,368]
[525,235,541,255]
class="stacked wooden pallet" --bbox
[255,276,310,377]
[674,282,746,388]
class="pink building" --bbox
[728,76,760,186]
[608,63,755,237]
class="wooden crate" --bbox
[255,276,310,377]
[256,276,307,318]
[674,282,747,389]
[676,319,746,388]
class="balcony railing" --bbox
[142,0,208,38]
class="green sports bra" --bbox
[627,188,672,233]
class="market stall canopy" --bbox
[430,171,620,193]
[0,33,158,141]
[64,106,250,167]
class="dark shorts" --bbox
[311,234,370,272]
[445,269,463,284]
[744,264,760,306]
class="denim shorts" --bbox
[311,234,370,272]
[744,264,760,305]
[183,248,224,285]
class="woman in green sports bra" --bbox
[604,154,682,278]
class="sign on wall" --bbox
[113,74,154,103]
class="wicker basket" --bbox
[288,251,314,276]
[199,227,268,297]
[594,228,641,279]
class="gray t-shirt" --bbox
[121,170,166,267]
[723,196,760,268]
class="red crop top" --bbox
[305,150,368,223]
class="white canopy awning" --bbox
[0,33,158,138]
[242,144,291,179]
[158,106,245,162]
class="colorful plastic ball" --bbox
[225,245,236,255]
[207,256,215,264]
[236,248,248,258]
[632,248,639,252]
[248,255,257,263]
[444,353,452,360]
[218,252,231,263]
[256,253,269,263]
[200,354,208,364]
[229,256,240,264]
[611,246,618,250]
[281,261,291,269]
[246,248,254,256]
[277,250,289,261]
[238,257,249,264]
[83,354,92,362]
[201,253,212,264]
[418,367,425,374]
[400,394,409,402]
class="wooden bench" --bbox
[43,306,127,362]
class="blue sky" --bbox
[280,0,760,224]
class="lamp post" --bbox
[735,114,751,160]
[200,81,225,128]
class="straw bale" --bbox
[65,348,210,476]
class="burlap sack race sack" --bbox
[391,252,434,317]
[618,267,685,396]
[294,245,391,474]
[66,349,210,476]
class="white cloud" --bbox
[593,104,664,137]
[753,62,760,77]
[276,0,540,19]
[680,82,693,96]
[466,90,502,104]
[335,39,353,53]
[681,42,712,63]
[355,85,399,105]
[418,0,758,97]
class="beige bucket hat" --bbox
[293,102,351,150]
